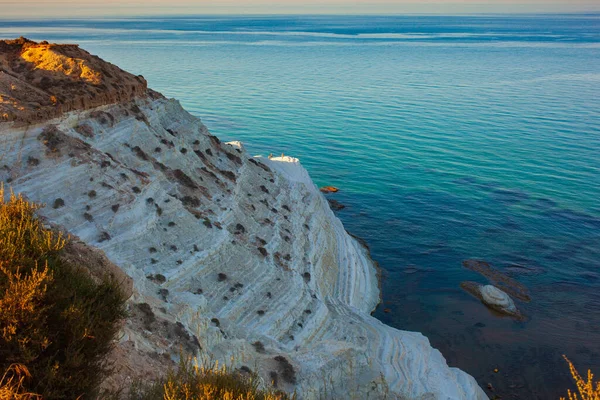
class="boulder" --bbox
[461,281,523,319]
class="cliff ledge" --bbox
[0,37,158,124]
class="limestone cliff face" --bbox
[0,41,488,400]
[0,38,154,124]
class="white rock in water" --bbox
[480,285,518,314]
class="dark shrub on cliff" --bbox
[0,187,127,399]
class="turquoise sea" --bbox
[1,15,599,399]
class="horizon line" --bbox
[1,11,600,20]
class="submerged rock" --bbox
[327,198,345,211]
[462,259,531,302]
[480,285,518,314]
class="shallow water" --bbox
[2,15,599,399]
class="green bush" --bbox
[0,187,127,399]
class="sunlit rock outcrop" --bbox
[0,37,152,124]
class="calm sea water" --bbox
[2,15,599,399]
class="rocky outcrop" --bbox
[0,41,487,399]
[462,259,531,302]
[460,282,522,319]
[0,37,155,125]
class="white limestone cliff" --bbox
[0,96,488,400]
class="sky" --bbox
[1,0,599,17]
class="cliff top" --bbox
[0,37,156,124]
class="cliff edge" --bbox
[0,39,488,400]
[0,37,158,124]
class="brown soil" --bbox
[0,37,161,125]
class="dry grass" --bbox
[129,357,294,400]
[0,364,42,400]
[0,186,126,399]
[561,355,600,400]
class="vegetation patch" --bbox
[561,355,600,400]
[0,188,126,399]
[252,341,266,354]
[74,123,94,138]
[38,125,65,155]
[52,198,65,209]
[27,156,40,166]
[158,288,169,302]
[173,169,198,189]
[136,302,156,330]
[219,169,237,182]
[181,196,200,207]
[258,247,269,257]
[90,110,115,127]
[146,273,166,284]
[274,356,297,385]
[132,146,150,161]
[225,151,242,165]
[128,357,292,400]
[99,231,111,242]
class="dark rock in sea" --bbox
[403,265,433,274]
[579,271,600,282]
[327,199,346,211]
[491,188,530,205]
[532,197,559,210]
[504,263,545,276]
[462,259,531,302]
